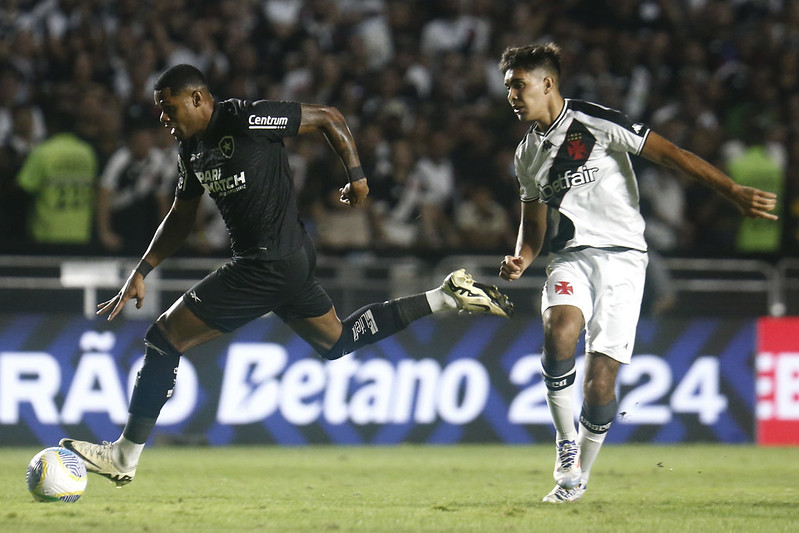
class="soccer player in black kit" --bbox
[60,64,513,486]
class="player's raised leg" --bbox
[308,269,513,361]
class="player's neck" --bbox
[535,96,565,132]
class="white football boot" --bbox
[442,269,514,318]
[60,438,136,487]
[542,480,587,503]
[553,439,582,489]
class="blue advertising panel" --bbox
[0,313,755,446]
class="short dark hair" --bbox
[154,64,208,93]
[498,43,561,77]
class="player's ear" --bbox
[543,76,554,94]
[191,89,204,107]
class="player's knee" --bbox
[320,332,348,361]
[583,352,620,402]
[543,327,580,360]
[144,323,181,359]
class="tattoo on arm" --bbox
[300,104,362,170]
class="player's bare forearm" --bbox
[501,201,546,281]
[520,201,547,257]
[300,103,368,206]
[97,197,199,321]
[141,197,199,266]
[299,103,362,170]
[641,132,778,220]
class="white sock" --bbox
[114,436,145,469]
[425,288,457,313]
[577,424,607,484]
[546,384,577,442]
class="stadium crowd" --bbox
[0,0,795,259]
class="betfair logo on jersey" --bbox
[540,165,598,202]
[248,115,289,130]
[194,167,247,196]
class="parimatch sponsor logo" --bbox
[194,167,247,196]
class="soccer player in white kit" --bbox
[497,43,779,503]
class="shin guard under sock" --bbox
[128,324,182,421]
[541,354,577,441]
[578,398,617,482]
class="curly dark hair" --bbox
[153,64,208,93]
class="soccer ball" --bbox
[26,447,88,502]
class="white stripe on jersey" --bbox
[514,98,649,252]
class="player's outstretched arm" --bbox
[640,132,778,220]
[298,103,369,207]
[97,196,200,321]
[500,201,548,281]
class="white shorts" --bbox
[541,248,648,364]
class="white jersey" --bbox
[514,98,650,252]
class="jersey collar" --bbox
[534,98,569,137]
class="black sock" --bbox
[322,294,431,360]
[128,324,182,423]
[122,414,158,444]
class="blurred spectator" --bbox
[310,185,373,252]
[723,121,786,255]
[638,164,691,254]
[454,185,514,252]
[407,130,459,250]
[368,138,420,249]
[640,249,676,318]
[0,63,40,144]
[15,105,98,251]
[0,103,37,252]
[420,0,490,59]
[96,111,173,255]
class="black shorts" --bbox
[182,234,333,332]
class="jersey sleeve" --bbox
[602,111,650,155]
[514,139,540,203]
[228,99,301,141]
[174,149,204,200]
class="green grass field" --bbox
[1,444,796,532]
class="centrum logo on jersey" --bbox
[248,115,289,130]
[540,165,598,202]
[194,167,247,196]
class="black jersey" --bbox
[175,98,304,258]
